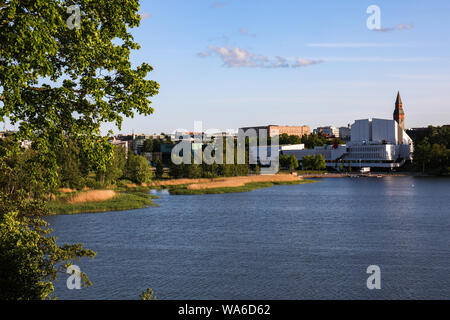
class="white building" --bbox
[314,126,340,138]
[249,144,304,166]
[284,118,414,170]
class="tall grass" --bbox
[67,190,116,204]
[169,180,315,195]
[47,192,155,215]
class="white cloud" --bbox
[198,46,324,69]
[292,57,324,68]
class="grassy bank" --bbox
[169,180,315,195]
[47,192,155,215]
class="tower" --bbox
[393,91,405,144]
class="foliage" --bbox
[155,158,164,179]
[279,134,302,145]
[410,126,450,175]
[301,134,328,149]
[280,154,299,173]
[0,194,95,300]
[143,139,153,153]
[125,153,154,184]
[0,0,159,299]
[57,139,87,189]
[185,163,202,179]
[140,288,156,300]
[302,154,326,171]
[47,192,154,215]
[96,145,127,186]
[169,162,184,179]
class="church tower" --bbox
[393,91,405,145]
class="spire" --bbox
[393,91,405,145]
[395,91,403,106]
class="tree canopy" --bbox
[0,0,159,185]
[0,0,159,299]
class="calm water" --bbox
[47,177,450,300]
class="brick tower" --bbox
[393,91,405,145]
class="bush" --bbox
[84,177,104,190]
[125,154,154,184]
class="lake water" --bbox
[47,177,450,300]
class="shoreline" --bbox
[46,172,441,215]
[168,180,316,195]
[298,172,441,178]
[46,191,156,216]
[152,174,315,195]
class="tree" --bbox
[169,162,184,179]
[301,134,327,149]
[301,154,326,171]
[186,163,202,179]
[288,154,299,173]
[125,153,154,184]
[313,154,326,170]
[288,135,302,145]
[430,143,449,175]
[279,134,302,145]
[279,154,290,169]
[143,139,154,153]
[408,126,450,175]
[414,138,432,174]
[153,139,161,152]
[97,145,127,186]
[155,158,164,179]
[0,0,159,299]
[57,140,85,189]
[279,134,290,145]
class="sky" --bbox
[4,0,450,134]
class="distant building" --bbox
[393,91,405,145]
[339,126,351,141]
[239,125,310,138]
[314,126,339,138]
[111,138,129,155]
[284,92,414,170]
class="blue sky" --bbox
[6,1,450,134]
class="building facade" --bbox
[240,125,310,138]
[314,126,340,138]
[339,126,351,141]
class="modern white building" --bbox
[283,93,414,171]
